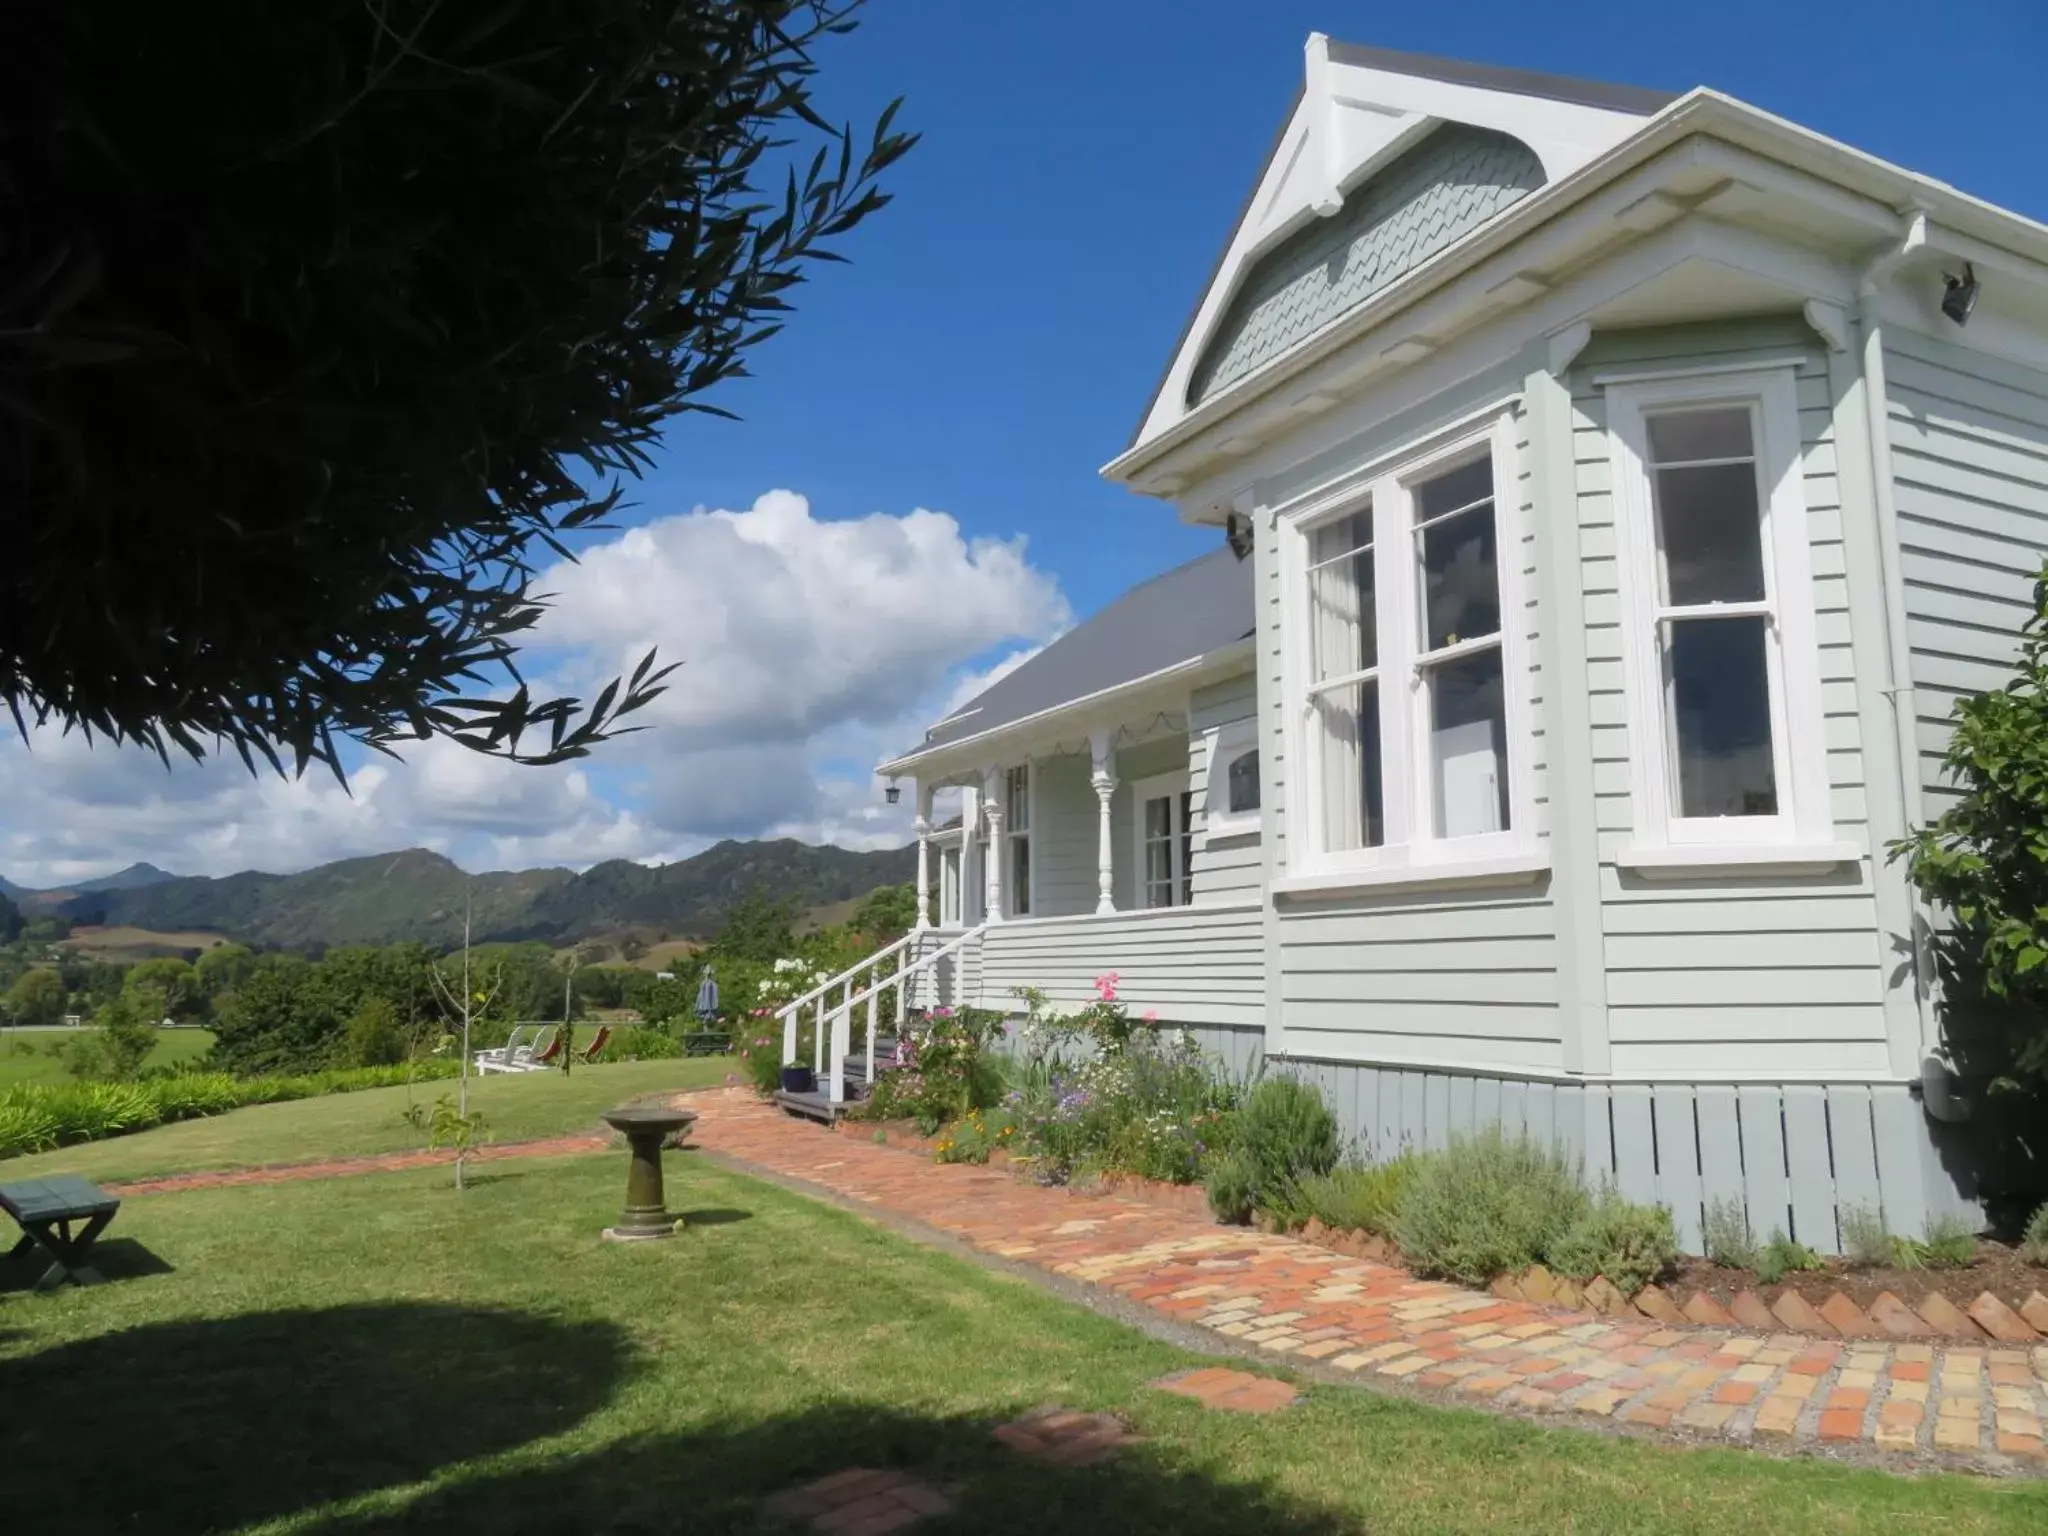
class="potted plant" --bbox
[780,1062,816,1094]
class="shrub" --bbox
[1291,1155,1424,1238]
[1839,1203,1897,1268]
[863,1008,1006,1133]
[599,1025,684,1063]
[1755,1230,1826,1285]
[1013,1032,1238,1186]
[1549,1189,1680,1295]
[933,1106,1016,1165]
[1205,1075,1339,1223]
[2022,1201,2048,1265]
[1204,1148,1259,1225]
[344,998,409,1067]
[1921,1211,1980,1268]
[0,1060,461,1161]
[1701,1197,1759,1270]
[1391,1130,1589,1285]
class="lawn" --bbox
[0,1058,735,1183]
[0,1026,217,1087]
[2,1128,2044,1533]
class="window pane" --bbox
[1313,680,1384,851]
[1310,541,1375,680]
[1144,796,1170,839]
[1654,462,1765,606]
[1180,789,1194,906]
[1415,455,1493,522]
[1668,617,1778,818]
[1226,749,1260,814]
[1648,406,1751,464]
[1427,647,1509,838]
[1010,835,1030,915]
[1420,503,1499,651]
[1006,766,1030,830]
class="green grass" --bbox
[2,1134,2042,1533]
[0,1058,734,1183]
[0,1026,216,1086]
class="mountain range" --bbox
[5,841,914,952]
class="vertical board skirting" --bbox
[1264,1054,1960,1255]
[1610,1086,1658,1207]
[1651,1085,1706,1251]
[1828,1085,1883,1228]
[1783,1085,1839,1252]
[1737,1086,1794,1242]
[1870,1085,1934,1241]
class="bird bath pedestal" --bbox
[599,1103,699,1241]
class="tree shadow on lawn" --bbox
[303,1402,1357,1535]
[0,1302,635,1535]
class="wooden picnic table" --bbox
[1,1175,120,1289]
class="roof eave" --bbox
[876,637,1256,781]
[1106,87,2048,490]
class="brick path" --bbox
[685,1088,2048,1469]
[106,1133,608,1195]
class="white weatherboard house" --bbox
[780,38,2048,1251]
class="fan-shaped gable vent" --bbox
[1189,124,1545,405]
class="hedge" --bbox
[0,1061,463,1161]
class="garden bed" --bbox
[1671,1241,2048,1315]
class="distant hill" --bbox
[44,840,914,952]
[0,861,180,905]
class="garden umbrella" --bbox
[694,966,719,1022]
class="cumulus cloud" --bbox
[0,492,1069,885]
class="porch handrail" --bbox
[782,923,986,1105]
[771,931,915,1026]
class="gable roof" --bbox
[911,547,1254,755]
[1323,42,1675,117]
[1124,34,1672,454]
[1189,122,1545,404]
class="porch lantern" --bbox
[884,781,902,805]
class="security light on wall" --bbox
[1941,262,1979,326]
[1225,509,1255,562]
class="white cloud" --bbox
[0,492,1069,886]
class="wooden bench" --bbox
[1,1175,121,1289]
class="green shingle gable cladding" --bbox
[1188,124,1545,404]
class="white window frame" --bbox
[1004,762,1034,917]
[1604,367,1842,869]
[1276,407,1539,887]
[1202,718,1261,839]
[1130,770,1192,908]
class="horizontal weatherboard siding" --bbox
[975,905,1264,1029]
[1570,329,1888,1080]
[1884,328,2048,816]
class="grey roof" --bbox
[913,547,1254,754]
[1189,124,1544,404]
[1325,42,1676,117]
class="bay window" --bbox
[1604,367,1838,864]
[1284,410,1532,882]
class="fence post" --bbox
[865,988,878,1093]
[896,945,909,1025]
[780,1006,796,1067]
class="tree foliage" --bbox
[6,965,66,1028]
[1896,563,2048,1089]
[1,1,912,774]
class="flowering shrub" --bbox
[1013,977,1142,1065]
[933,1104,1017,1164]
[1009,1026,1240,1186]
[756,956,833,1011]
[862,1006,1006,1133]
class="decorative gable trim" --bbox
[1188,124,1544,405]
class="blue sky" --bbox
[5,4,2044,885]
[640,0,2048,618]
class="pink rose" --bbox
[1143,1010,1158,1023]
[1093,972,1120,1002]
